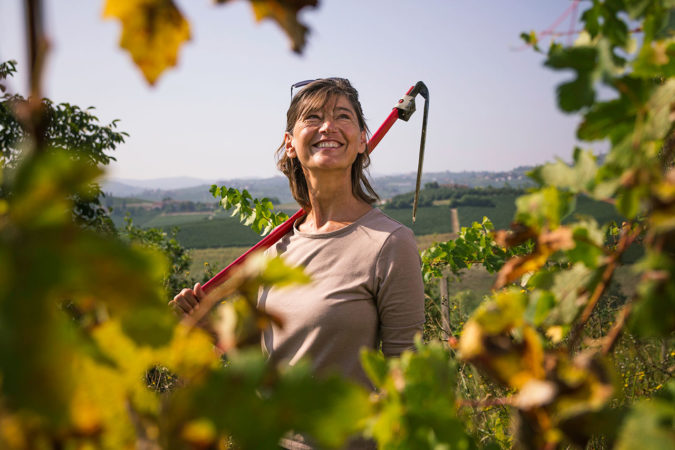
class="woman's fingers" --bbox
[194,282,205,299]
[170,288,200,316]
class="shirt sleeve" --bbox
[374,226,426,357]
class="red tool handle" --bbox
[201,85,415,293]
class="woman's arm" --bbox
[374,227,426,357]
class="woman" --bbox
[173,78,425,448]
[261,78,425,387]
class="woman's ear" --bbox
[358,130,367,154]
[284,132,296,158]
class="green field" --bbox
[383,194,521,232]
[118,193,628,251]
[385,193,625,232]
[143,213,214,227]
[170,217,263,248]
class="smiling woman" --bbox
[172,78,425,450]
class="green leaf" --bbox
[644,78,675,141]
[568,225,605,268]
[516,186,575,230]
[547,263,593,326]
[616,383,675,450]
[473,288,528,334]
[360,349,389,389]
[557,74,596,112]
[531,148,598,193]
[546,46,599,72]
[630,251,675,337]
[616,186,644,218]
[581,4,602,37]
[525,291,556,326]
[604,12,630,48]
[120,306,175,348]
[520,30,541,52]
[577,97,635,143]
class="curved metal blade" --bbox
[412,89,429,223]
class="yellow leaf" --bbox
[513,379,557,409]
[457,320,484,359]
[69,389,103,436]
[216,0,318,53]
[0,414,27,449]
[103,0,191,85]
[165,324,220,379]
[546,325,564,343]
[181,418,217,447]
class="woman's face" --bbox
[284,95,366,175]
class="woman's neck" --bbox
[299,169,372,233]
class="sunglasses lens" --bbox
[290,79,317,100]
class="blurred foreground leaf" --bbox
[215,0,318,53]
[104,0,191,85]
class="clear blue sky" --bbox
[1,1,588,181]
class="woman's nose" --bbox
[319,118,335,133]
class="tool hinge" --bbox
[394,95,416,121]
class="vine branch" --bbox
[568,222,642,349]
[22,0,50,152]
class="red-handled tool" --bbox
[202,81,429,293]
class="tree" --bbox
[1,59,127,233]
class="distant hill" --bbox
[102,180,146,197]
[103,167,537,203]
[113,176,214,190]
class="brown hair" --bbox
[275,78,379,210]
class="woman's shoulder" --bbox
[359,208,416,243]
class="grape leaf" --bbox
[103,0,191,85]
[216,0,318,53]
[529,148,598,193]
[616,382,675,450]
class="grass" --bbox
[415,232,455,250]
[189,246,250,280]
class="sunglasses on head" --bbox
[290,77,349,101]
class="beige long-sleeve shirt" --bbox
[259,207,425,389]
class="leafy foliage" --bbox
[1,60,127,233]
[421,217,532,282]
[120,216,194,294]
[419,1,675,447]
[360,341,475,448]
[210,184,290,235]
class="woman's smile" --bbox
[313,139,343,150]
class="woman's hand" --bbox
[169,282,206,320]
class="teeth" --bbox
[315,141,340,148]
